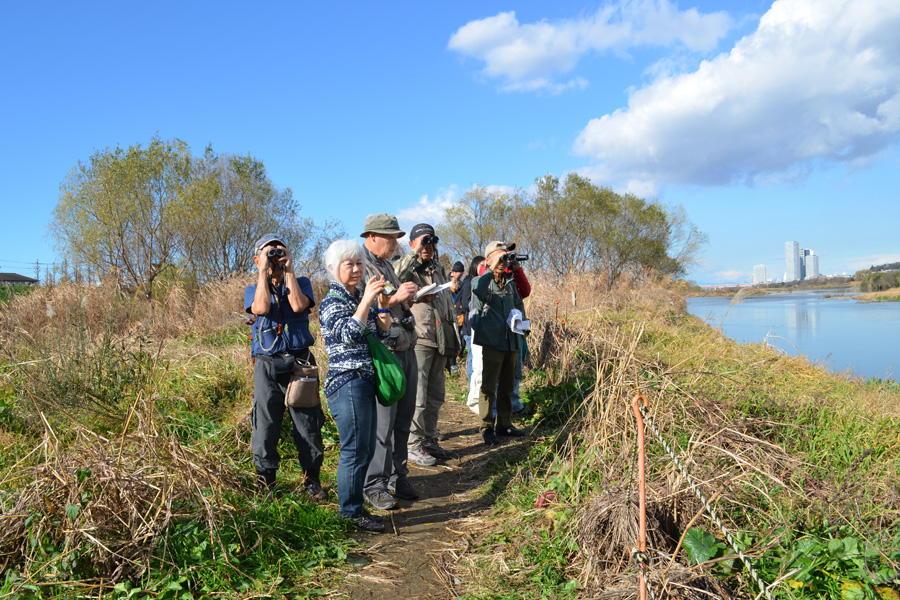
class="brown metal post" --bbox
[632,394,650,600]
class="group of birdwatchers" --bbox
[244,214,530,533]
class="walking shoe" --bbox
[423,442,455,460]
[365,488,398,511]
[482,428,499,446]
[304,481,328,502]
[351,509,385,533]
[388,477,419,500]
[408,444,437,466]
[497,425,527,437]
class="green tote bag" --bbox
[363,329,406,406]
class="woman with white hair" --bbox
[319,239,392,532]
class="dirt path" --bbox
[337,385,530,600]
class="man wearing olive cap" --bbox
[358,214,422,510]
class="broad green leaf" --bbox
[683,528,720,564]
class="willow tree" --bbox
[50,136,192,299]
[439,185,525,260]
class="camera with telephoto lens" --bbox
[420,234,439,246]
[266,247,285,258]
[515,253,528,262]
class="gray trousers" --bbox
[251,356,325,477]
[364,348,418,492]
[409,345,447,448]
[479,347,517,432]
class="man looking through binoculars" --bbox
[395,223,460,466]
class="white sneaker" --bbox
[408,444,437,467]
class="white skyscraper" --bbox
[753,264,767,284]
[804,252,820,279]
[785,241,801,282]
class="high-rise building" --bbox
[753,264,767,284]
[785,241,801,282]
[800,248,812,279]
[804,252,819,279]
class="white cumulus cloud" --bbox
[396,186,460,240]
[447,0,732,93]
[573,0,900,187]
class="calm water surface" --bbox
[686,291,898,381]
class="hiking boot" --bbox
[304,480,328,502]
[408,444,437,466]
[388,477,419,500]
[497,425,527,437]
[482,428,499,446]
[255,468,276,493]
[423,442,455,460]
[365,488,398,511]
[351,509,385,533]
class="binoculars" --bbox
[420,234,439,246]
[266,248,286,258]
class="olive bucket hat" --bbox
[359,213,406,238]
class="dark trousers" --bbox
[251,354,325,477]
[478,347,518,432]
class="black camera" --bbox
[400,312,416,331]
[421,234,439,246]
[266,247,285,258]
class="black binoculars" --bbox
[266,248,286,258]
[420,234,439,246]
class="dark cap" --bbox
[451,261,465,273]
[409,223,435,240]
[360,213,405,237]
[254,233,286,253]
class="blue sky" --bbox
[1,0,898,285]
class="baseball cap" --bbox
[451,261,465,273]
[484,241,516,256]
[254,233,286,253]
[360,214,405,237]
[409,223,435,240]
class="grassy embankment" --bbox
[1,277,898,599]
[0,279,353,599]
[450,276,899,599]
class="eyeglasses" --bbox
[266,248,285,258]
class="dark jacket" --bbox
[471,273,525,353]
[456,275,474,337]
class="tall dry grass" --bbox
[455,272,900,598]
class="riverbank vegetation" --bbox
[452,275,900,599]
[1,274,898,599]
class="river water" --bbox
[686,290,898,381]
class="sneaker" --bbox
[304,481,328,502]
[351,509,385,533]
[423,442,455,460]
[408,444,437,466]
[497,425,527,437]
[388,477,419,500]
[482,429,499,446]
[365,488,398,511]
